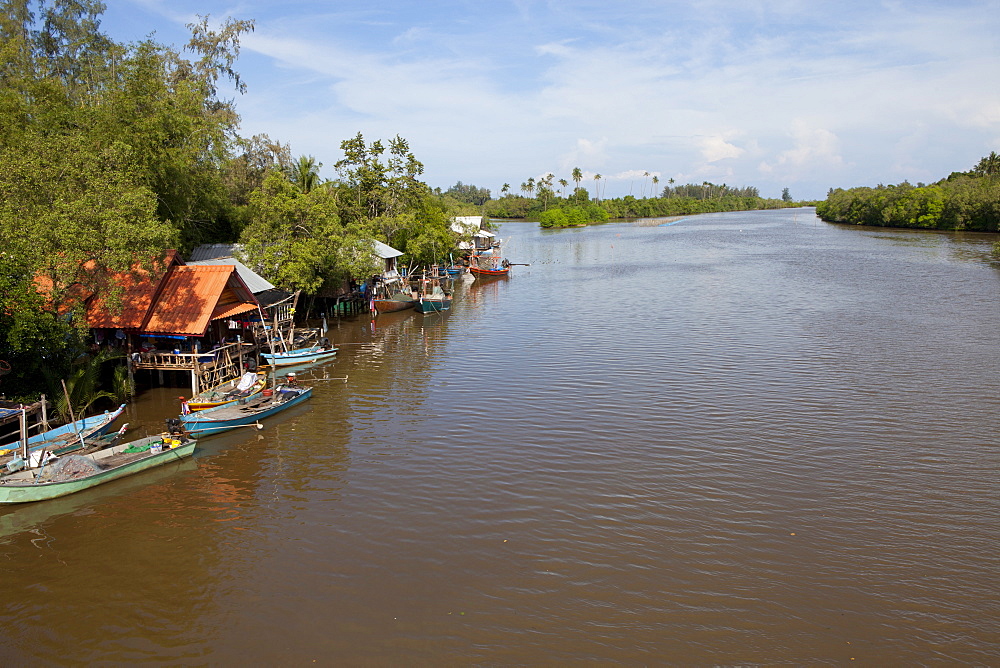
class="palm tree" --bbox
[593,173,602,202]
[559,178,569,198]
[651,175,659,198]
[571,167,583,195]
[975,151,1000,176]
[667,177,675,198]
[642,171,650,198]
[520,181,529,197]
[46,348,122,423]
[526,177,536,199]
[290,154,322,193]
[501,183,511,197]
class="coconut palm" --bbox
[652,175,659,197]
[289,154,323,193]
[974,151,1000,176]
[593,174,602,202]
[571,167,583,192]
[501,183,510,197]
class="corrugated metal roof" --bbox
[451,216,482,234]
[141,265,257,337]
[188,243,241,261]
[370,239,404,259]
[186,257,275,294]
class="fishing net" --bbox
[36,455,104,482]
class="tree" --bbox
[559,178,569,198]
[445,181,490,205]
[501,183,510,197]
[290,155,322,194]
[651,175,659,198]
[572,167,583,192]
[974,151,1000,177]
[593,173,602,202]
[334,132,428,224]
[782,187,792,202]
[240,169,370,293]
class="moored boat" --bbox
[415,277,452,314]
[184,372,266,412]
[0,404,127,457]
[370,278,417,314]
[261,341,338,367]
[0,433,196,505]
[179,382,313,437]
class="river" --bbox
[1,208,997,665]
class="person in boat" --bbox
[319,337,332,350]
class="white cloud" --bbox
[103,0,1000,199]
[698,135,744,163]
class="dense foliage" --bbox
[816,154,1000,231]
[483,177,797,221]
[0,2,458,400]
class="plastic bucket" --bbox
[149,443,163,454]
[262,389,273,397]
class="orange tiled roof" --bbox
[141,265,257,336]
[84,250,184,328]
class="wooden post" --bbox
[287,290,301,348]
[19,407,28,461]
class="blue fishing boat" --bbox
[179,384,313,437]
[261,342,338,367]
[0,404,127,457]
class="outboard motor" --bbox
[165,417,189,440]
[319,337,331,350]
[245,357,258,372]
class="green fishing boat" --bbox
[0,435,197,504]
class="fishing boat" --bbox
[468,261,511,277]
[0,404,127,457]
[415,277,452,314]
[184,371,266,412]
[261,340,338,367]
[370,278,417,314]
[179,382,313,437]
[0,433,196,505]
[469,251,511,277]
[468,233,512,277]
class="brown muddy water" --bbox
[1,208,998,665]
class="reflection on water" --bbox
[1,209,998,664]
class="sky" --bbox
[99,0,1000,201]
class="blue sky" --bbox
[101,0,1000,201]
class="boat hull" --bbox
[187,375,267,411]
[180,386,313,437]
[0,437,196,504]
[372,298,416,313]
[0,404,128,457]
[261,348,338,367]
[469,266,510,277]
[416,298,452,313]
